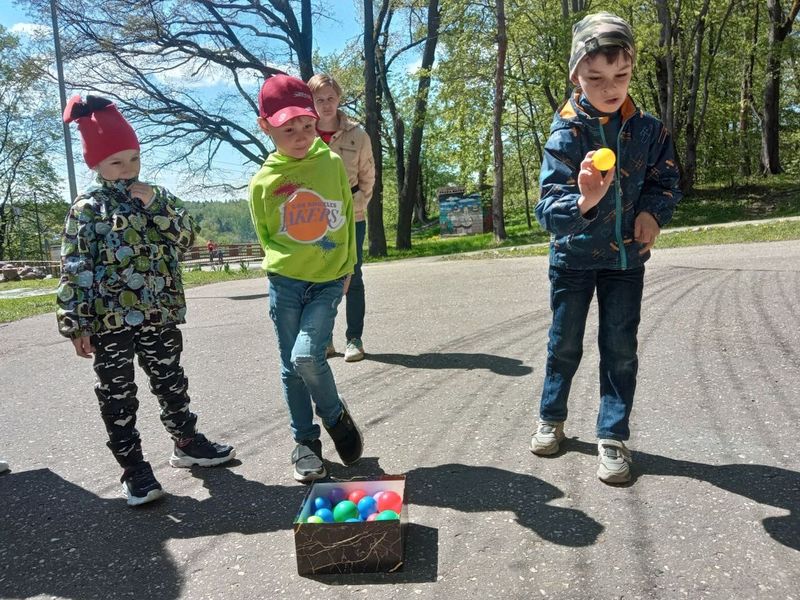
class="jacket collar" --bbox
[335,110,360,133]
[95,174,137,195]
[558,88,638,124]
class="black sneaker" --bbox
[323,400,363,466]
[169,433,235,468]
[121,462,164,507]
[292,439,326,482]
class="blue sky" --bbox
[0,2,366,201]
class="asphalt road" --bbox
[1,240,799,600]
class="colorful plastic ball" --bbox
[357,496,378,519]
[592,148,616,171]
[345,518,362,523]
[375,510,399,521]
[348,489,368,505]
[306,515,324,524]
[376,490,403,514]
[313,496,332,511]
[333,500,359,522]
[328,487,347,506]
[366,513,379,521]
[314,508,335,523]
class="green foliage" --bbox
[183,199,257,245]
[0,26,64,261]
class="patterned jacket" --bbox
[56,177,197,338]
[536,92,682,270]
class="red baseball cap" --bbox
[63,95,140,168]
[258,74,319,126]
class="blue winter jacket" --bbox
[536,91,682,270]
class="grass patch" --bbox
[454,218,800,260]
[182,266,265,288]
[0,267,267,324]
[667,179,800,227]
[0,292,58,324]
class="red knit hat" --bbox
[63,95,140,168]
[258,74,318,126]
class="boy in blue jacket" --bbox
[531,13,681,484]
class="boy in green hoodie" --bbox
[249,74,363,482]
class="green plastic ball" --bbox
[332,500,359,522]
[375,510,400,521]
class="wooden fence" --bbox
[181,243,264,267]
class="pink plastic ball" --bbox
[366,513,379,521]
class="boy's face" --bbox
[572,52,633,114]
[96,149,141,181]
[312,85,341,122]
[258,115,317,159]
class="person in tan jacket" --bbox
[308,74,376,362]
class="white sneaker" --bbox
[0,459,8,474]
[530,420,565,455]
[597,439,632,484]
[344,338,365,362]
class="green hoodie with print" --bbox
[248,138,356,282]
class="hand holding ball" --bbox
[592,148,616,171]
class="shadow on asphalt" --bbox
[366,352,533,376]
[227,293,268,301]
[330,458,603,548]
[0,465,309,599]
[567,438,800,551]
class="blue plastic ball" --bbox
[345,518,362,522]
[313,496,332,511]
[314,508,334,523]
[357,496,378,519]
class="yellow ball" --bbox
[592,148,616,171]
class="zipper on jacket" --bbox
[597,125,626,269]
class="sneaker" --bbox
[530,420,565,455]
[325,343,337,358]
[0,459,8,474]
[292,439,326,482]
[323,399,363,465]
[121,462,164,506]
[344,338,365,362]
[597,439,632,484]
[169,433,236,468]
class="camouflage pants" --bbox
[92,324,197,468]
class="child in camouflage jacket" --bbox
[57,95,235,506]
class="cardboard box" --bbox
[293,475,407,575]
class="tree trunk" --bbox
[740,4,759,178]
[363,0,388,256]
[492,0,507,241]
[682,0,713,194]
[654,0,676,134]
[396,0,440,250]
[762,0,800,174]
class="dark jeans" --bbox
[538,265,644,441]
[345,220,367,341]
[92,324,197,468]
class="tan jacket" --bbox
[327,111,375,222]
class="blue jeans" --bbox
[345,220,367,341]
[268,273,345,442]
[539,265,644,440]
